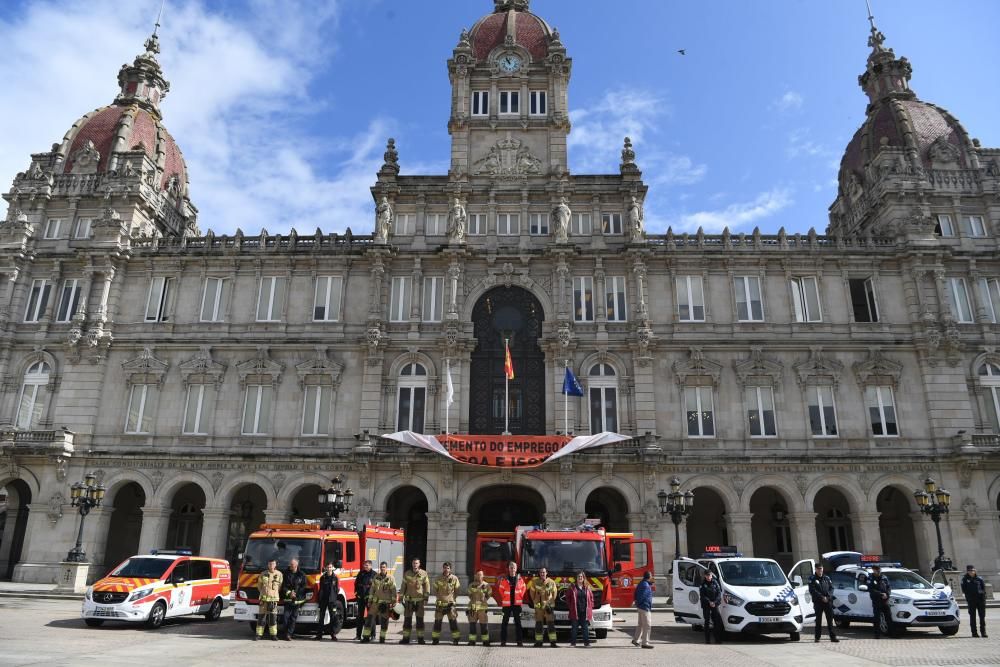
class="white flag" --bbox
[446,360,454,406]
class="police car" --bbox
[821,551,960,636]
[673,546,815,641]
[82,550,231,629]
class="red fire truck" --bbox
[233,521,404,634]
[474,523,652,638]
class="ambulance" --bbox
[672,546,814,641]
[81,550,231,629]
[821,551,960,636]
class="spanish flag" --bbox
[504,339,515,380]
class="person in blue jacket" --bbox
[631,571,654,649]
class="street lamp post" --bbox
[657,478,695,560]
[66,472,106,563]
[913,477,952,572]
[317,476,354,529]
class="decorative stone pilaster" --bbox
[788,511,819,563]
[136,507,172,555]
[200,509,233,560]
[853,511,883,553]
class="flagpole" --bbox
[504,337,510,435]
[564,359,569,436]
[445,359,450,436]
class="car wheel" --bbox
[939,625,959,636]
[790,631,800,642]
[204,598,223,622]
[84,618,104,628]
[145,601,167,630]
[595,629,607,639]
[835,619,850,628]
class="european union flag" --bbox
[562,367,585,396]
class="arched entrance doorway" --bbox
[686,487,728,557]
[813,487,855,554]
[290,485,323,522]
[585,487,629,532]
[385,486,428,566]
[0,480,31,580]
[103,482,145,569]
[466,485,545,574]
[876,485,919,569]
[470,287,546,434]
[226,484,267,573]
[166,483,205,554]
[749,487,793,569]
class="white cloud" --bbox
[670,188,794,233]
[785,128,834,160]
[774,90,804,112]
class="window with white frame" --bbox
[865,385,898,436]
[396,363,427,433]
[301,384,330,436]
[471,90,489,116]
[960,215,987,238]
[43,218,62,239]
[394,213,414,236]
[605,276,627,322]
[529,213,549,235]
[72,218,92,239]
[182,384,212,435]
[497,213,520,235]
[948,277,974,323]
[601,213,623,235]
[979,278,1000,324]
[790,276,822,322]
[389,276,411,322]
[313,276,343,322]
[15,361,50,430]
[422,276,443,322]
[24,279,52,322]
[849,277,879,323]
[124,383,157,434]
[978,362,1000,432]
[734,275,764,321]
[571,212,592,236]
[746,385,777,437]
[529,90,547,116]
[499,91,519,115]
[144,276,173,322]
[469,213,487,235]
[200,277,227,322]
[808,385,838,436]
[255,276,285,322]
[685,386,715,437]
[936,214,955,237]
[425,213,445,236]
[588,363,618,433]
[676,275,705,322]
[242,384,273,435]
[573,276,594,322]
[55,279,81,322]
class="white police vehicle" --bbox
[673,546,815,641]
[821,551,960,636]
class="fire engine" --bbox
[233,521,404,634]
[474,522,653,639]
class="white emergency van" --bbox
[672,546,815,641]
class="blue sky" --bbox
[1,0,998,235]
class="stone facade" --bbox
[1,1,1000,586]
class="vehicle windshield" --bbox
[718,560,788,586]
[242,537,323,574]
[881,571,933,590]
[521,539,606,575]
[110,557,174,579]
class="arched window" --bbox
[397,363,427,433]
[15,362,50,430]
[978,363,1000,431]
[588,363,618,434]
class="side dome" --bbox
[469,0,553,62]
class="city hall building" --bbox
[1,0,1000,586]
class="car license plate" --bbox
[554,611,569,621]
[758,616,782,623]
[924,610,945,616]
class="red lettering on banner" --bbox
[437,434,572,468]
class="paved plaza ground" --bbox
[1,597,999,666]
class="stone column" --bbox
[200,509,233,559]
[264,509,291,525]
[788,511,819,562]
[725,512,754,556]
[87,505,116,567]
[911,511,940,575]
[137,507,172,555]
[853,511,883,554]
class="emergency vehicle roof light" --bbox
[150,549,193,556]
[700,545,740,558]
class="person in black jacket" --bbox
[281,558,308,640]
[354,560,375,640]
[699,569,724,645]
[808,564,839,643]
[867,565,892,639]
[316,563,341,641]
[960,564,987,638]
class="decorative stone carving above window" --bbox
[733,346,783,387]
[236,346,283,387]
[69,140,101,175]
[793,346,843,387]
[673,347,722,387]
[472,135,546,179]
[927,136,961,165]
[852,347,902,388]
[296,348,344,389]
[121,346,168,386]
[179,346,226,387]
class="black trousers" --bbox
[702,604,724,642]
[355,595,369,638]
[814,600,836,639]
[871,599,891,637]
[316,597,339,637]
[968,598,986,633]
[283,603,300,636]
[500,605,523,644]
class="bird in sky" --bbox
[677,49,686,55]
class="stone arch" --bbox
[812,486,857,554]
[872,479,920,569]
[685,484,731,558]
[0,470,41,501]
[164,481,207,554]
[102,481,146,569]
[739,475,803,513]
[0,477,34,580]
[747,482,798,568]
[987,474,1000,509]
[152,471,216,509]
[583,486,631,532]
[575,475,640,515]
[373,475,440,514]
[464,482,548,576]
[273,473,333,513]
[386,351,438,380]
[13,348,59,378]
[385,485,429,566]
[804,476,865,516]
[460,277,554,323]
[679,474,740,514]
[101,470,155,506]
[216,474,278,511]
[578,351,630,378]
[865,474,921,510]
[456,473,555,512]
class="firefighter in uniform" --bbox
[280,558,308,640]
[362,561,397,644]
[529,567,558,647]
[466,570,493,646]
[496,560,527,646]
[431,561,461,645]
[400,558,431,644]
[699,569,724,644]
[868,564,892,639]
[254,558,282,641]
[808,564,838,643]
[354,560,375,641]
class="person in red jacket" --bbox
[566,571,594,647]
[494,560,526,646]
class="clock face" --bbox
[499,54,522,73]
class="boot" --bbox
[452,637,460,646]
[399,637,409,645]
[418,638,426,645]
[432,638,439,645]
[253,634,259,642]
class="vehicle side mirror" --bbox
[613,563,622,573]
[173,577,186,585]
[858,585,868,592]
[334,560,343,569]
[791,575,802,586]
[933,582,945,590]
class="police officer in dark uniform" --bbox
[699,569,724,644]
[961,564,988,638]
[808,564,839,643]
[354,560,375,641]
[867,564,892,639]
